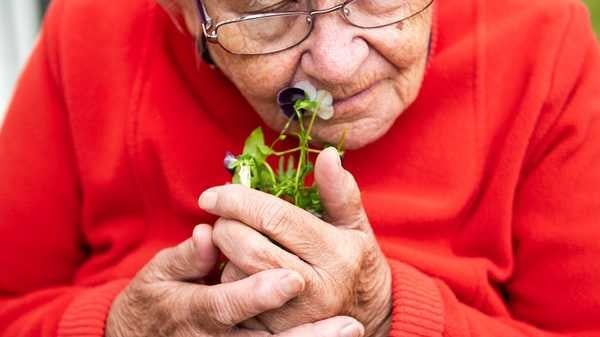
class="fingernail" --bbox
[339,323,363,337]
[192,225,206,242]
[327,147,341,169]
[280,273,304,297]
[198,190,217,210]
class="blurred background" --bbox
[0,0,599,124]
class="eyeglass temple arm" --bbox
[195,0,219,41]
[196,0,210,25]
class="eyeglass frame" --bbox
[195,0,434,56]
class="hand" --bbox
[198,148,392,337]
[105,224,365,337]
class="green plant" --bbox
[584,0,600,36]
[225,83,344,217]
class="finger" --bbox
[221,261,248,283]
[141,224,218,282]
[199,184,336,259]
[214,219,309,275]
[314,147,370,232]
[240,318,270,332]
[278,316,364,337]
[195,268,305,328]
[220,262,296,332]
[231,316,365,337]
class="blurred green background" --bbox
[584,0,600,36]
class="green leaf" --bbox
[243,127,273,163]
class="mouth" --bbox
[332,80,383,117]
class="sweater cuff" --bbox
[388,259,445,337]
[57,279,131,337]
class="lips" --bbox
[332,80,383,115]
[328,77,384,100]
[334,81,378,103]
[281,76,386,120]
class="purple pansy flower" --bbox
[277,87,306,118]
[223,151,237,175]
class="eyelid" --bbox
[245,0,303,14]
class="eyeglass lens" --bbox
[211,0,432,55]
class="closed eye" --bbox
[245,0,304,14]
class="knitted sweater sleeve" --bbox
[0,2,129,336]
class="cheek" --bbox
[365,11,432,69]
[210,47,301,104]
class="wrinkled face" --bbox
[192,0,432,149]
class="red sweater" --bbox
[1,0,599,336]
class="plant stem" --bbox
[270,115,295,149]
[305,103,319,136]
[293,108,317,205]
[272,147,302,156]
[262,161,277,186]
[296,109,305,133]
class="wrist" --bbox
[362,263,392,337]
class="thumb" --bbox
[141,224,219,282]
[315,147,370,232]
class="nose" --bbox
[300,10,369,85]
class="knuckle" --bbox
[165,250,194,277]
[246,238,277,267]
[330,247,353,271]
[124,282,154,310]
[213,218,233,247]
[203,287,251,329]
[223,185,246,209]
[252,272,286,309]
[202,288,238,328]
[141,249,172,281]
[151,249,171,269]
[257,202,292,236]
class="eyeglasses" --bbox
[196,0,434,56]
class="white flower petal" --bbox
[316,90,333,107]
[239,165,252,187]
[294,81,317,100]
[318,105,334,120]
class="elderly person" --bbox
[1,0,599,336]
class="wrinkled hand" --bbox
[105,224,365,337]
[198,148,392,337]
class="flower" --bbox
[238,163,252,188]
[277,87,306,118]
[277,81,335,120]
[223,151,237,175]
[294,81,334,120]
